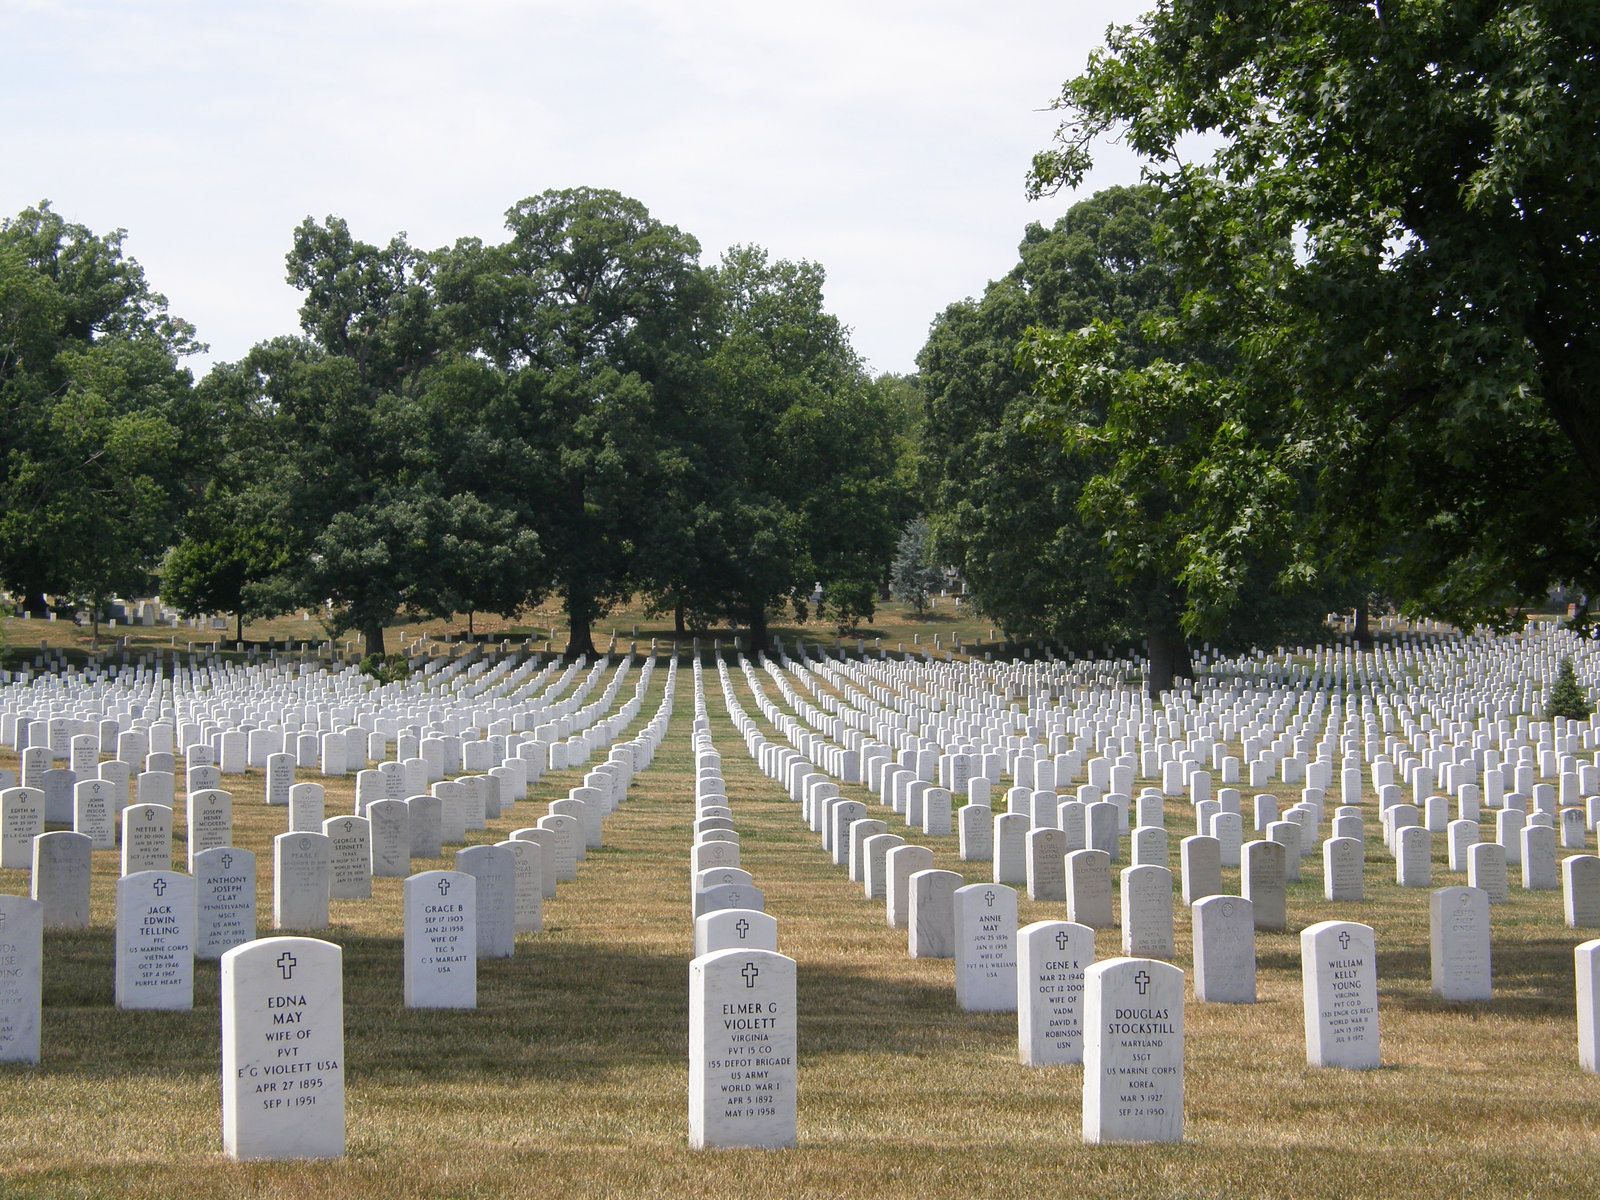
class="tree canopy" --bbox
[1027,0,1600,631]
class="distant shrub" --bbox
[1545,655,1593,722]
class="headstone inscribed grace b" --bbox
[688,947,797,1150]
[1179,835,1222,906]
[1121,865,1175,959]
[953,883,1018,1012]
[454,845,516,958]
[187,789,234,872]
[694,909,778,959]
[32,831,91,930]
[0,895,43,1063]
[195,847,257,959]
[115,870,195,1010]
[221,936,345,1161]
[266,753,295,807]
[1468,841,1509,905]
[1565,856,1600,929]
[121,803,173,875]
[1017,920,1094,1066]
[862,833,905,902]
[1081,957,1184,1145]
[323,816,371,901]
[1430,886,1491,1001]
[1026,828,1068,902]
[1301,920,1380,1070]
[509,827,559,899]
[1192,895,1256,1004]
[404,870,476,1009]
[886,844,934,930]
[1242,840,1288,932]
[1,787,44,870]
[1066,849,1115,930]
[366,799,410,879]
[273,832,331,932]
[406,794,443,860]
[993,813,1028,886]
[909,868,961,959]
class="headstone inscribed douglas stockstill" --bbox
[688,947,797,1150]
[115,870,195,1010]
[195,847,257,959]
[0,895,44,1064]
[221,936,345,1160]
[1017,920,1094,1067]
[1301,920,1380,1069]
[1082,957,1184,1144]
[404,870,476,1009]
[953,883,1017,1012]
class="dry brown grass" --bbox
[0,661,1597,1199]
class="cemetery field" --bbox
[3,663,1600,1199]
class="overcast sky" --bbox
[3,0,1151,378]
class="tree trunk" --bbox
[25,591,46,618]
[1354,596,1373,648]
[468,610,475,638]
[236,611,245,645]
[747,603,768,655]
[675,600,686,637]
[1146,627,1192,700]
[363,623,386,659]
[566,605,597,658]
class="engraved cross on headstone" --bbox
[1055,929,1070,951]
[438,878,451,896]
[277,951,297,980]
[1338,930,1352,951]
[741,962,760,989]
[984,889,996,907]
[735,918,750,939]
[220,852,233,870]
[1134,968,1151,996]
[152,877,167,896]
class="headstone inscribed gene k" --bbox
[1081,957,1184,1144]
[1301,920,1379,1069]
[115,870,195,1010]
[195,847,257,959]
[952,883,1017,1012]
[688,947,797,1150]
[1017,920,1094,1066]
[0,895,44,1063]
[404,870,476,1009]
[221,936,345,1160]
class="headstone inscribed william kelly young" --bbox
[688,947,797,1150]
[1081,957,1184,1144]
[221,936,345,1161]
[1301,920,1380,1069]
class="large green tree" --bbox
[1028,0,1600,630]
[0,203,209,627]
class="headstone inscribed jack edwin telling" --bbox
[0,895,44,1063]
[1017,919,1094,1067]
[688,947,797,1150]
[1081,957,1184,1144]
[221,936,345,1160]
[115,870,195,1010]
[1301,920,1379,1069]
[404,870,476,1009]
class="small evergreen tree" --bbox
[890,518,943,618]
[1546,655,1593,722]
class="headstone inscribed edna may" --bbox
[1081,957,1184,1144]
[221,936,345,1160]
[1301,920,1380,1069]
[688,947,797,1150]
